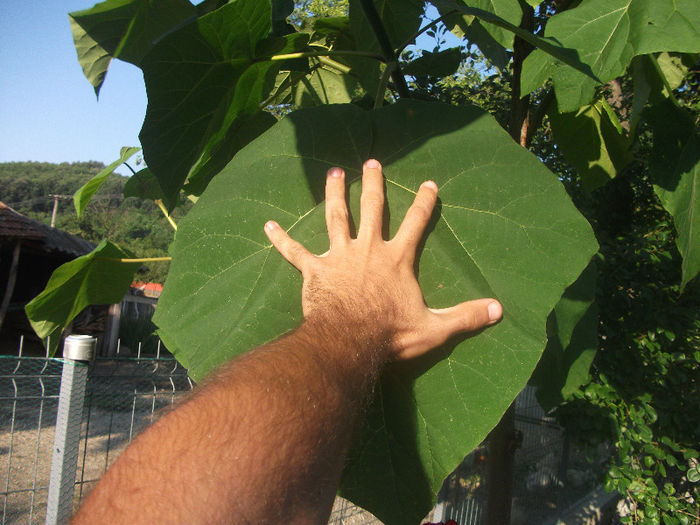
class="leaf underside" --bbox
[25,240,141,355]
[154,100,598,524]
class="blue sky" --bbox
[0,1,147,173]
[0,2,454,177]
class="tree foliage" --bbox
[0,161,176,283]
[23,0,700,522]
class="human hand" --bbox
[264,159,502,360]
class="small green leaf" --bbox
[687,465,700,483]
[548,98,632,191]
[656,52,690,92]
[123,168,164,201]
[292,62,358,107]
[645,99,700,289]
[25,240,142,355]
[683,449,699,460]
[403,48,463,77]
[74,146,140,217]
[531,261,598,410]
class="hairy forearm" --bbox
[72,317,389,525]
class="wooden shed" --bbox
[0,201,94,354]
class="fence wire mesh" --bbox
[1,341,604,525]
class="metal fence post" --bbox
[45,336,96,525]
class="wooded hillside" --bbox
[1,161,178,283]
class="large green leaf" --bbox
[548,98,633,191]
[432,0,598,81]
[521,0,700,112]
[154,100,598,524]
[69,0,196,95]
[138,0,309,208]
[74,146,140,217]
[25,241,142,354]
[646,99,700,290]
[530,261,599,412]
[439,0,522,70]
[183,111,277,197]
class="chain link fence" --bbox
[1,338,605,525]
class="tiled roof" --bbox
[0,201,94,257]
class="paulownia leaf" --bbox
[138,0,309,209]
[530,261,599,412]
[403,48,463,78]
[184,111,277,197]
[69,0,196,96]
[521,0,700,112]
[154,100,598,524]
[123,168,164,201]
[292,60,358,106]
[438,0,522,70]
[646,99,700,290]
[548,98,632,191]
[25,240,142,355]
[432,0,598,82]
[74,146,140,217]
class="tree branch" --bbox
[509,0,535,147]
[358,0,411,99]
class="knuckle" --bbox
[327,207,348,226]
[361,192,384,207]
[408,203,431,222]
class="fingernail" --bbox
[264,221,277,232]
[364,158,380,169]
[422,180,438,191]
[488,301,502,322]
[328,167,344,178]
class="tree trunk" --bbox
[485,403,516,524]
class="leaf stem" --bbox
[124,162,137,176]
[269,50,385,62]
[374,64,394,108]
[318,56,352,74]
[358,0,411,99]
[98,257,172,263]
[155,199,178,231]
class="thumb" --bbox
[431,298,502,337]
